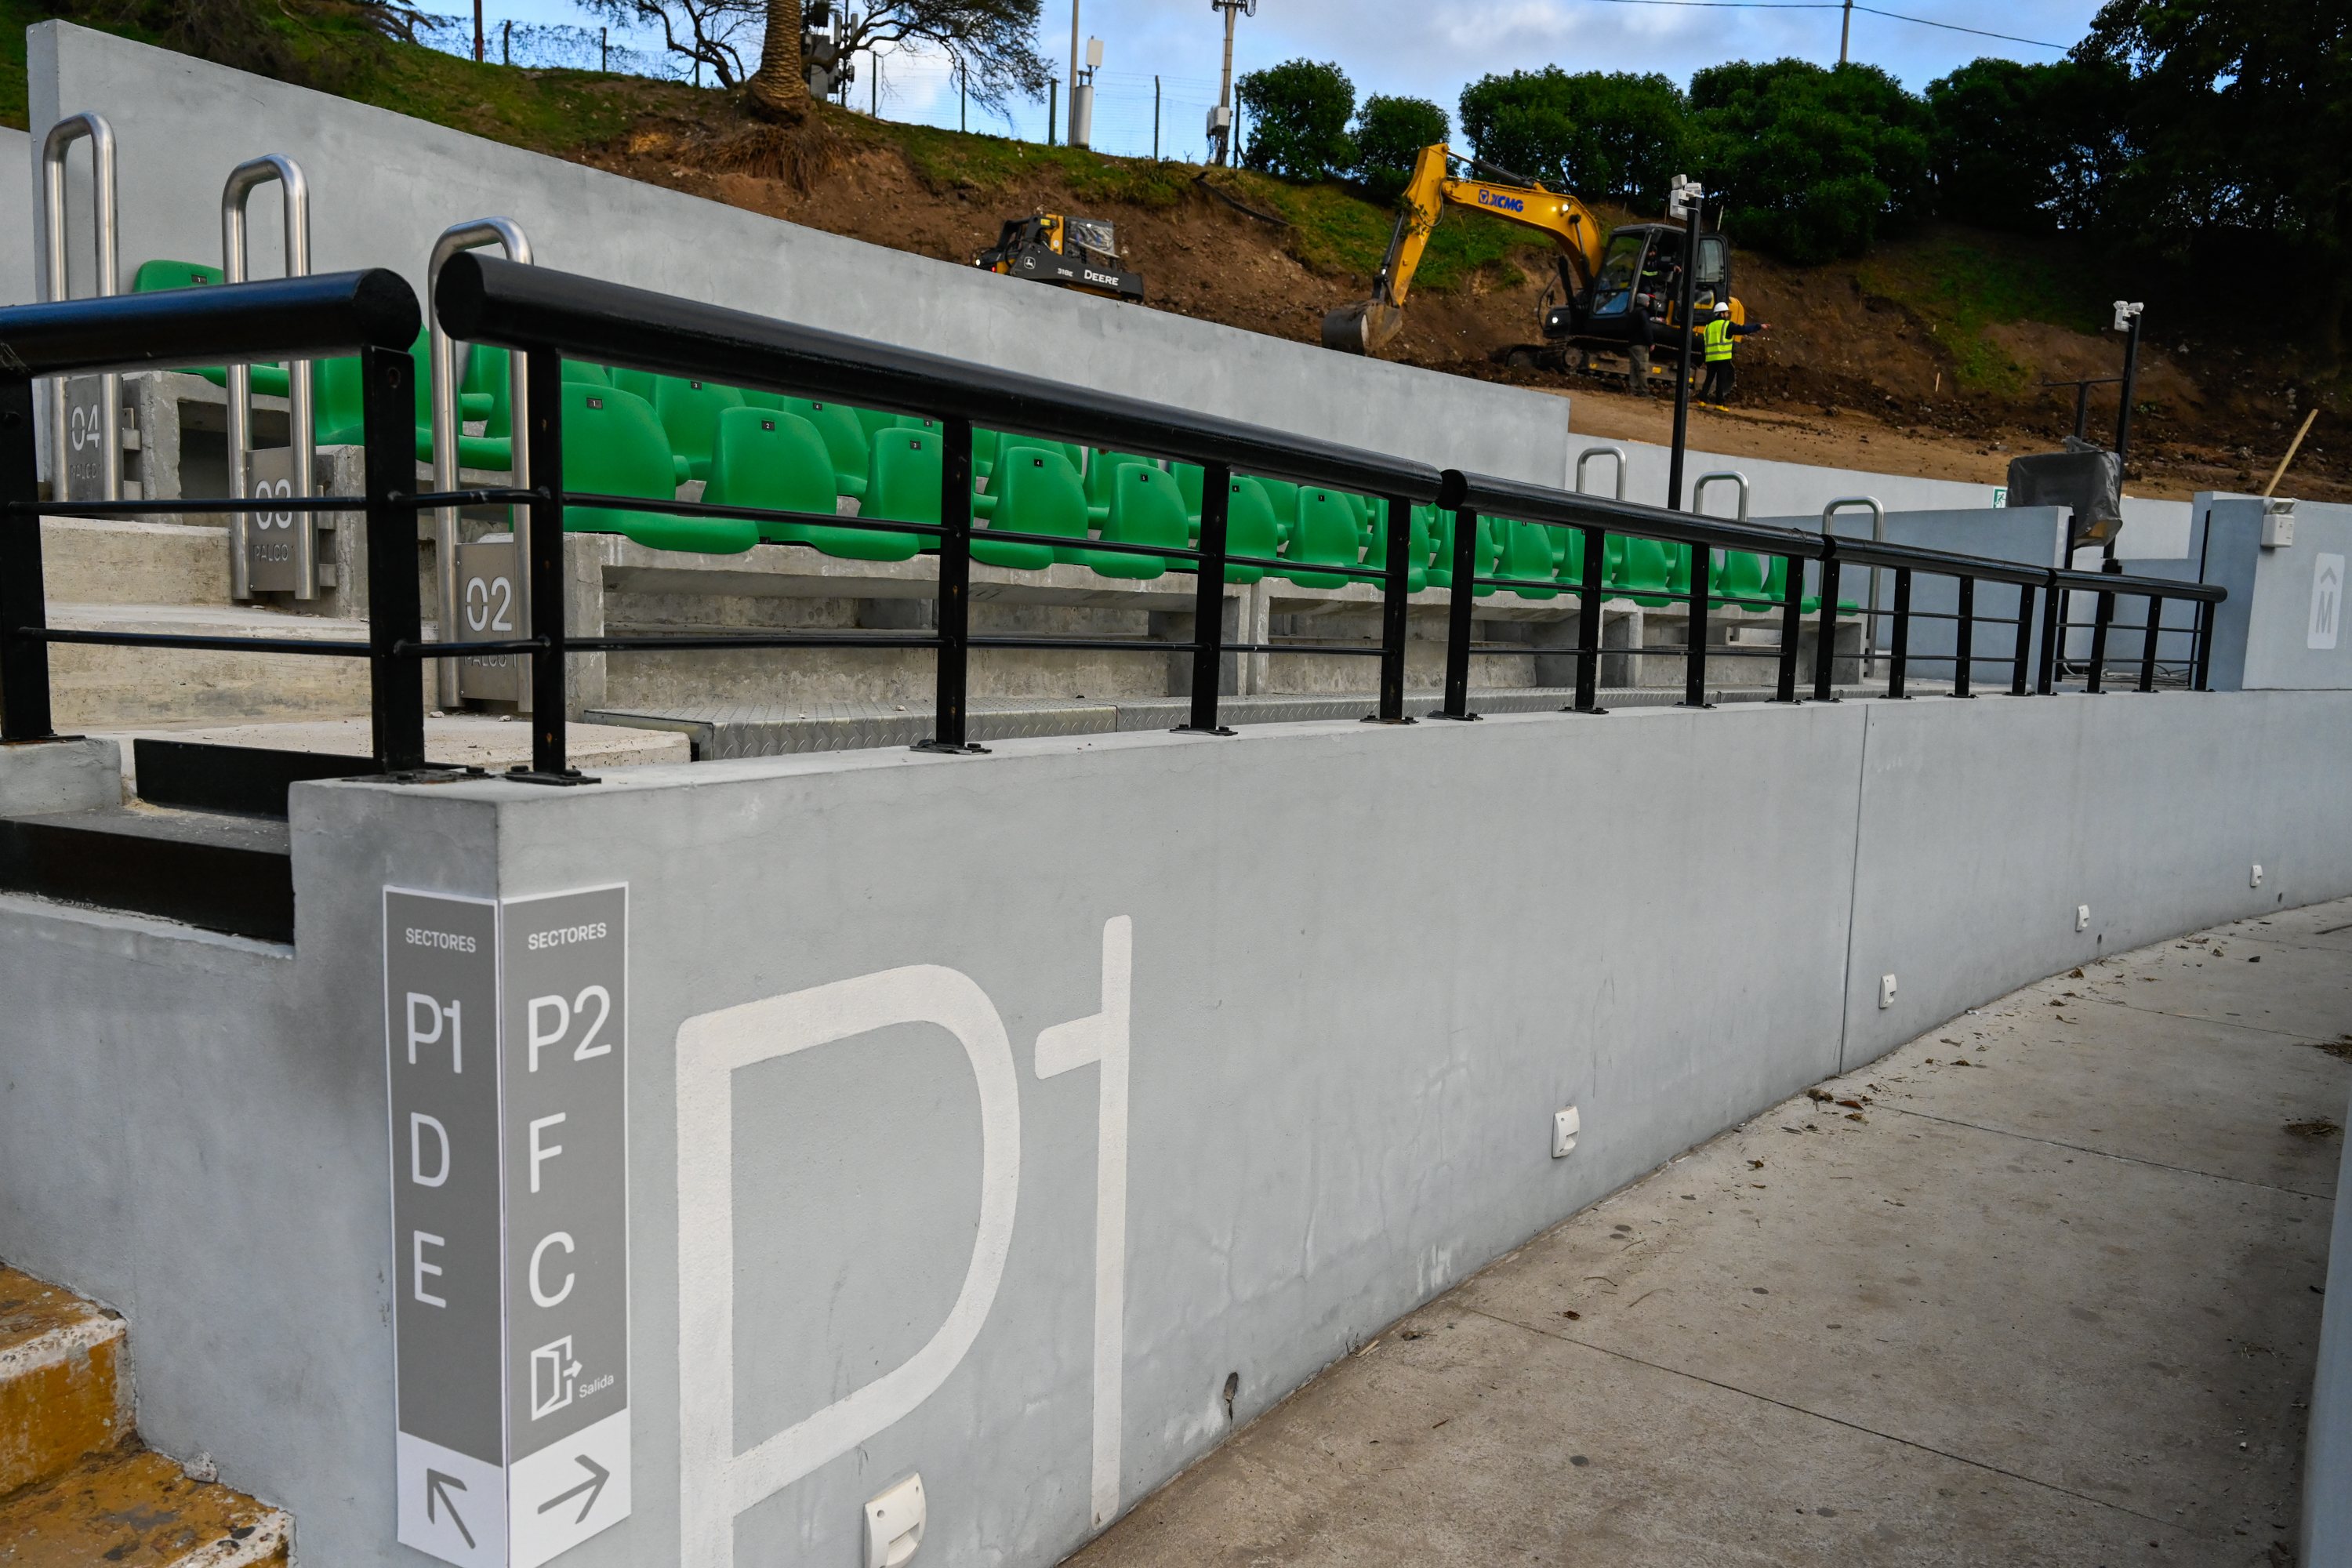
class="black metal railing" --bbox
[0,262,2227,789]
[1436,470,2221,716]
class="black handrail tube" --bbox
[1180,462,1233,734]
[440,255,1443,501]
[0,376,50,740]
[1442,470,1822,560]
[29,628,372,656]
[527,347,568,774]
[0,270,419,378]
[362,343,427,771]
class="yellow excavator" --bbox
[1321,144,1741,366]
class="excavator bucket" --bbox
[1321,299,1403,355]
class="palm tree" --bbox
[748,0,809,122]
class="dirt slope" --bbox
[577,102,2343,505]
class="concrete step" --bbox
[42,603,392,730]
[39,517,233,608]
[0,1446,290,1566]
[0,1266,129,1497]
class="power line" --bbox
[1574,0,2070,52]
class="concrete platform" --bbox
[89,715,691,796]
[1068,903,2352,1567]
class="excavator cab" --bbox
[1550,225,1737,347]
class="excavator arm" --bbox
[1323,145,1612,355]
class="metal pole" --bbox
[2192,599,2213,691]
[1069,0,1081,112]
[1178,462,1234,735]
[1813,557,1842,702]
[474,0,484,61]
[38,114,120,513]
[917,416,982,753]
[222,156,317,600]
[1667,190,1700,510]
[1154,75,1161,161]
[429,218,533,711]
[503,18,511,65]
[1773,551,1803,702]
[1886,566,1911,698]
[1216,2,1239,165]
[525,346,568,774]
[2085,583,2113,693]
[0,375,55,741]
[2035,577,2061,695]
[1951,574,1975,697]
[1048,79,1058,146]
[2010,583,2035,695]
[1682,543,1709,707]
[1374,495,1411,722]
[1573,525,1606,713]
[2138,595,2162,691]
[1436,508,1476,719]
[2114,307,2143,470]
[1839,0,1853,63]
[362,345,426,773]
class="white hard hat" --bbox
[1713,302,1730,314]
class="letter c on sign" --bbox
[530,1231,575,1308]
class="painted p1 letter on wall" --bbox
[385,886,633,1568]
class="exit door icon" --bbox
[532,1337,581,1421]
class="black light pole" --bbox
[1666,174,1704,510]
[2111,299,2143,470]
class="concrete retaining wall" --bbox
[24,21,1563,488]
[1,688,2346,1566]
[2308,1078,2352,1566]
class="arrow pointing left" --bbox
[425,1469,476,1549]
[536,1453,611,1524]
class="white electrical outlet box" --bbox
[1878,974,1896,1010]
[2076,905,2092,931]
[2262,501,2296,549]
[2251,864,2264,888]
[865,1474,925,1568]
[1552,1105,1580,1157]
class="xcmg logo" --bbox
[1477,190,1526,213]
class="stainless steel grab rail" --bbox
[39,114,120,506]
[222,155,317,599]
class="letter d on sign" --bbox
[411,1113,451,1187]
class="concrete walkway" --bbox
[1073,902,2352,1567]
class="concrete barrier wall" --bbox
[2200,496,2352,691]
[24,21,1565,488]
[0,126,30,307]
[1,688,2346,1566]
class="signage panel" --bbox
[245,445,310,594]
[454,537,527,702]
[386,886,630,1568]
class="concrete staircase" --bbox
[0,1264,290,1565]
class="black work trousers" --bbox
[1700,360,1735,402]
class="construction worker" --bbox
[1698,301,1767,408]
[1624,288,1660,398]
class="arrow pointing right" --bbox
[425,1469,475,1549]
[537,1453,611,1524]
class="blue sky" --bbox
[470,0,2107,162]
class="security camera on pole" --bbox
[1207,0,1256,166]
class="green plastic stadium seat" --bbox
[1614,535,1674,607]
[314,332,503,469]
[1551,526,1588,586]
[1712,550,1769,610]
[462,344,514,439]
[1762,555,1860,615]
[652,376,746,481]
[739,389,785,411]
[779,397,870,499]
[609,367,656,404]
[1076,463,1186,579]
[562,361,610,387]
[1216,477,1282,584]
[1083,451,1159,524]
[975,447,1087,569]
[1359,498,1432,593]
[702,407,837,545]
[826,428,932,561]
[1282,488,1364,590]
[561,384,753,554]
[854,407,901,443]
[1172,463,1206,528]
[1497,519,1561,601]
[1248,477,1302,546]
[1425,510,1498,596]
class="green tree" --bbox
[1236,58,1356,181]
[1349,93,1447,200]
[1926,56,2131,234]
[1456,67,1688,203]
[2074,0,2352,357]
[1688,59,1934,263]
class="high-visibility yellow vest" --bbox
[1703,318,1735,361]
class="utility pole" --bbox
[1209,0,1255,166]
[473,0,484,61]
[1069,0,1081,111]
[1839,0,1853,64]
[1154,74,1161,162]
